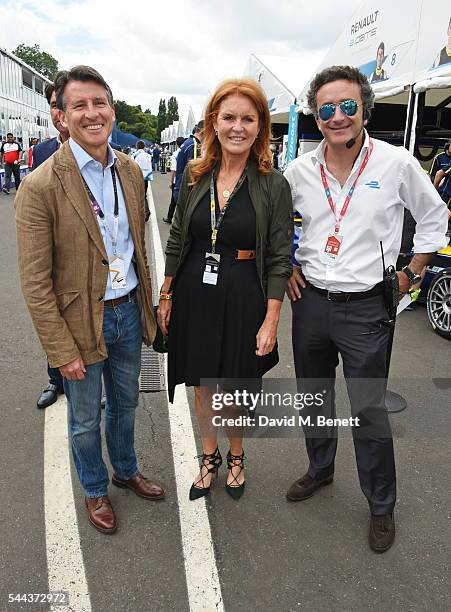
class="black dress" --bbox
[168,178,278,402]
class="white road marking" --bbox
[148,185,224,612]
[44,397,91,612]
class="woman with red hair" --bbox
[158,78,293,500]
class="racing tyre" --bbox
[426,269,451,340]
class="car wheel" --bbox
[427,270,451,340]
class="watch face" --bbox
[403,267,415,281]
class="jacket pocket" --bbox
[55,290,91,351]
[55,290,80,312]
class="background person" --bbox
[434,164,451,206]
[434,165,451,236]
[32,79,70,409]
[172,121,205,203]
[429,141,451,182]
[163,136,185,224]
[1,133,22,195]
[131,140,153,221]
[152,144,160,171]
[33,82,70,170]
[158,78,293,502]
[27,138,38,169]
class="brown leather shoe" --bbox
[112,472,165,500]
[85,496,117,534]
[369,513,395,553]
[286,472,334,501]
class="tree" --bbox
[157,99,167,141]
[167,96,179,123]
[114,99,157,142]
[12,43,58,79]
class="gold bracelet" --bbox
[159,292,172,301]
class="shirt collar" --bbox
[69,137,117,171]
[311,129,370,167]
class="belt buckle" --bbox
[327,290,342,302]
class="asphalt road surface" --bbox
[1,170,450,612]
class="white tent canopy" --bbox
[177,118,185,138]
[244,52,324,122]
[170,121,179,142]
[298,0,451,112]
[184,107,196,136]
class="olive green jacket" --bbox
[165,160,294,300]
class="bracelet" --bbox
[159,292,172,301]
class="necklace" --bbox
[219,169,245,200]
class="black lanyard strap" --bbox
[81,166,120,251]
[209,168,247,253]
[82,166,119,218]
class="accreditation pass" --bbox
[203,252,221,285]
[109,254,127,289]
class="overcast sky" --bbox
[1,0,363,121]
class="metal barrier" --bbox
[139,214,166,393]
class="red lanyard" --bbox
[320,139,373,233]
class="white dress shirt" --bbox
[170,148,180,172]
[284,131,448,292]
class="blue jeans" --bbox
[63,299,142,498]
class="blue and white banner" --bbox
[285,104,299,167]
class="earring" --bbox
[215,130,218,136]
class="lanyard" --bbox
[82,166,120,253]
[320,139,373,234]
[209,169,247,254]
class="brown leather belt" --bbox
[235,250,256,260]
[308,281,384,302]
[103,288,137,308]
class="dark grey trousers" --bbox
[4,163,21,190]
[292,286,396,515]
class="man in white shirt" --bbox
[284,65,448,553]
[1,133,22,194]
[131,140,153,221]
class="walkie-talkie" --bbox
[380,242,399,324]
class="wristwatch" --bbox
[402,266,421,286]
